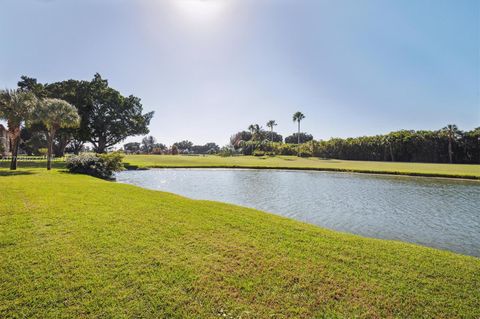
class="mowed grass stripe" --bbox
[123,155,480,179]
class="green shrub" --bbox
[253,150,265,156]
[38,148,48,156]
[98,152,124,174]
[276,143,297,156]
[298,150,313,157]
[218,146,236,157]
[66,152,124,180]
[297,142,315,157]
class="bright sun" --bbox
[172,0,229,23]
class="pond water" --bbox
[117,169,480,257]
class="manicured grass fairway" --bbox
[1,169,479,318]
[124,155,480,179]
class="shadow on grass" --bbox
[0,161,66,169]
[58,170,117,182]
[0,171,35,176]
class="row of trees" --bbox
[309,126,480,164]
[9,74,153,157]
[124,136,220,155]
[227,115,479,163]
[1,74,153,170]
[0,90,80,170]
[230,112,312,155]
[229,125,479,163]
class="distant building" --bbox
[0,124,10,156]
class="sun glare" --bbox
[172,0,229,23]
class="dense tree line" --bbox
[172,140,220,154]
[311,126,480,164]
[123,136,220,155]
[229,113,311,156]
[228,120,479,163]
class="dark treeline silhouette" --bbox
[313,126,480,164]
[285,133,313,144]
[123,136,220,155]
[229,123,479,163]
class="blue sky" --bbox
[1,0,479,146]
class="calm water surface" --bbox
[117,169,480,257]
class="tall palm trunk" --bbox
[297,121,301,156]
[389,143,395,162]
[8,124,20,170]
[10,135,20,170]
[297,121,301,144]
[47,129,56,170]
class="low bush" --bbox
[275,143,298,156]
[38,148,48,156]
[66,152,124,179]
[218,146,236,157]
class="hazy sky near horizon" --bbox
[1,0,479,146]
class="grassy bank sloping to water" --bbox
[124,155,480,179]
[0,168,479,318]
[2,155,479,179]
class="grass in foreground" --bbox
[0,168,479,318]
[124,155,480,179]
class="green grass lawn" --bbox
[1,168,479,318]
[124,155,480,179]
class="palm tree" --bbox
[0,89,37,170]
[266,120,277,142]
[292,111,305,145]
[248,124,261,141]
[36,98,80,170]
[442,124,460,163]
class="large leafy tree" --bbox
[36,99,80,170]
[191,143,220,154]
[84,74,154,153]
[292,112,306,145]
[173,140,194,152]
[124,142,141,153]
[230,131,253,149]
[20,123,48,155]
[141,136,157,154]
[285,132,313,144]
[0,89,37,170]
[18,76,46,98]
